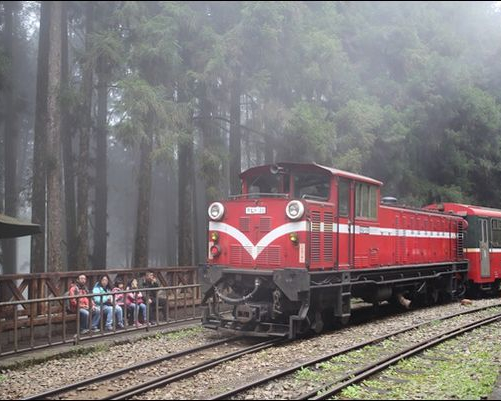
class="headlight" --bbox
[286,200,304,220]
[208,202,225,221]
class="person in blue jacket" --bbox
[93,275,124,330]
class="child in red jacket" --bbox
[126,278,147,326]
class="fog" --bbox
[1,2,501,273]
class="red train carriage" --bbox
[426,203,501,295]
[200,163,468,338]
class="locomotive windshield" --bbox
[247,173,290,196]
[293,172,330,200]
[245,169,330,200]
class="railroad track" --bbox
[22,336,284,401]
[208,302,501,400]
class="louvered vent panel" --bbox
[257,246,281,266]
[239,217,250,232]
[399,237,407,264]
[370,248,379,265]
[457,221,464,259]
[311,211,321,262]
[242,246,254,265]
[355,256,368,268]
[259,217,272,232]
[231,245,254,265]
[230,245,241,265]
[324,212,333,261]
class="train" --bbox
[199,162,500,339]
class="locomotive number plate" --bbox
[245,206,266,214]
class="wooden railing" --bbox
[0,283,202,356]
[0,266,200,319]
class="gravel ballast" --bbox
[1,298,500,400]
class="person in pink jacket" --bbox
[126,278,147,326]
[112,278,126,323]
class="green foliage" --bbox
[165,326,203,340]
[281,101,337,164]
[114,76,170,144]
[87,30,125,72]
[295,366,321,382]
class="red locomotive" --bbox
[200,163,469,338]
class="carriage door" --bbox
[479,218,491,278]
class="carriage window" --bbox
[338,179,350,217]
[491,219,501,247]
[355,182,378,219]
[293,172,330,201]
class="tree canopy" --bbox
[2,1,501,271]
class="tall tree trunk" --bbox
[31,1,51,273]
[93,55,109,269]
[199,84,221,203]
[165,163,177,266]
[177,136,194,266]
[60,2,77,271]
[229,69,242,196]
[2,1,19,275]
[197,84,222,264]
[177,79,195,266]
[133,130,153,268]
[76,2,94,270]
[46,1,63,272]
[177,85,194,266]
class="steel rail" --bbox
[208,302,501,400]
[22,336,242,400]
[303,312,501,400]
[103,338,285,400]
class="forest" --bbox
[0,1,501,274]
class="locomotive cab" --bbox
[207,164,336,270]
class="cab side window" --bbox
[338,179,350,217]
[355,182,378,219]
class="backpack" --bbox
[64,286,80,313]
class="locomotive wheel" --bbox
[454,280,467,299]
[309,310,324,334]
[372,301,382,315]
[426,287,440,306]
[333,315,350,328]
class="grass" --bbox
[292,322,501,400]
[295,367,322,382]
[337,325,501,399]
[165,326,203,340]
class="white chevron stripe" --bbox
[209,221,308,260]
